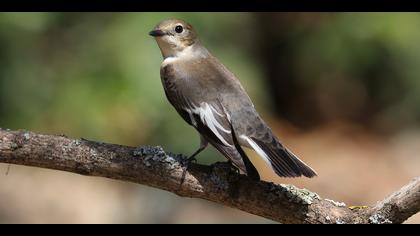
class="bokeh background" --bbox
[0,12,419,223]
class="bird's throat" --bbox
[160,44,209,67]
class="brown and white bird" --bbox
[149,19,317,180]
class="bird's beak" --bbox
[149,29,166,37]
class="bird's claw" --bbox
[187,156,197,164]
[181,155,197,168]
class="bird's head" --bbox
[149,19,199,58]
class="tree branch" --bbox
[0,128,419,224]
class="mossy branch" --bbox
[0,128,419,224]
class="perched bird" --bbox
[149,19,317,180]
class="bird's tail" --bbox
[248,137,317,178]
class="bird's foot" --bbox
[186,155,198,165]
[226,161,240,174]
[211,161,240,175]
[180,155,197,169]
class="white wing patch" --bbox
[241,135,273,168]
[186,102,233,147]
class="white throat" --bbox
[160,44,208,67]
[171,45,196,58]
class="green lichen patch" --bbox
[73,139,81,146]
[369,213,392,224]
[325,198,346,207]
[60,139,84,159]
[348,205,368,210]
[23,132,30,141]
[273,184,321,205]
[335,219,345,224]
[133,145,165,158]
[134,146,184,170]
[10,142,19,150]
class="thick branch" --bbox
[0,128,419,223]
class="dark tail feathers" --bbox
[252,138,317,178]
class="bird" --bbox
[149,19,317,180]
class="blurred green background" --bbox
[0,13,419,223]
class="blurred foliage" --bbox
[0,13,264,164]
[253,13,420,132]
[1,12,420,161]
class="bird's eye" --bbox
[175,25,183,34]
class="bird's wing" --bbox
[161,64,250,174]
[229,103,317,178]
[172,91,249,174]
[211,60,317,178]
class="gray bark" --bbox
[0,128,418,224]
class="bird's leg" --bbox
[180,136,209,185]
[186,135,208,164]
[226,160,241,174]
[187,146,204,163]
[183,135,209,174]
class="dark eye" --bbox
[175,25,183,33]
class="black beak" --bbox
[149,29,166,37]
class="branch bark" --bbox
[0,128,419,224]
